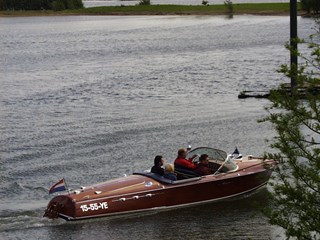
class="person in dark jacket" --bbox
[164,164,177,181]
[151,155,165,176]
[194,154,213,176]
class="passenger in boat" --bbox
[174,148,197,170]
[151,155,165,176]
[194,154,213,176]
[163,164,177,181]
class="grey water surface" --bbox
[0,15,315,239]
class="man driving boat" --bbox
[174,148,197,170]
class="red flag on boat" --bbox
[49,178,67,194]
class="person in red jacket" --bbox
[174,148,197,170]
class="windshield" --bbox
[187,147,227,161]
[187,147,238,172]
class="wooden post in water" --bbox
[290,0,298,93]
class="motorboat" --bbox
[44,147,275,221]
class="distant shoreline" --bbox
[0,3,304,17]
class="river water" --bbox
[0,15,315,239]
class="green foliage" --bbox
[300,0,320,15]
[0,0,83,10]
[51,0,65,11]
[0,3,297,15]
[224,0,233,14]
[68,0,83,9]
[202,0,209,6]
[0,0,51,10]
[262,23,320,239]
[138,0,150,6]
[83,3,293,16]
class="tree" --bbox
[0,0,83,10]
[51,0,65,11]
[301,0,320,15]
[262,21,320,239]
[138,0,150,6]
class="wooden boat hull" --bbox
[44,158,273,221]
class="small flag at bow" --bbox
[49,178,67,194]
[232,147,242,159]
[233,147,239,155]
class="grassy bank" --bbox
[0,3,302,17]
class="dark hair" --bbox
[199,154,209,161]
[154,155,163,166]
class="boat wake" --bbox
[0,205,64,234]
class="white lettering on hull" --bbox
[80,202,108,212]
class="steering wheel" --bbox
[192,154,200,163]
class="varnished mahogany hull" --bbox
[44,160,273,221]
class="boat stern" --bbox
[44,195,75,221]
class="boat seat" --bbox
[133,172,173,184]
[174,166,201,179]
[133,172,202,185]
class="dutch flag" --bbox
[49,178,67,194]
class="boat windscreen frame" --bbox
[187,147,227,162]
